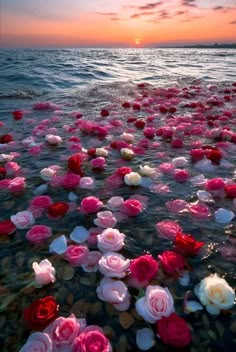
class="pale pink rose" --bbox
[30,196,53,209]
[82,251,103,272]
[26,225,52,244]
[10,210,35,229]
[45,314,86,351]
[19,332,52,352]
[64,245,89,267]
[80,196,103,214]
[40,168,56,181]
[90,157,106,169]
[87,227,101,247]
[188,203,211,219]
[165,199,188,214]
[5,161,20,175]
[79,177,95,189]
[32,259,56,287]
[107,196,124,211]
[120,199,143,217]
[61,173,81,189]
[94,211,117,228]
[8,177,26,193]
[97,228,125,253]
[135,285,175,323]
[96,277,131,311]
[45,134,62,145]
[72,325,112,352]
[159,163,174,174]
[156,220,183,240]
[98,252,130,278]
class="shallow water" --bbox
[0,48,236,351]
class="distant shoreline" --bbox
[152,44,236,49]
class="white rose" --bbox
[120,148,134,160]
[95,148,108,157]
[40,168,56,181]
[172,157,188,168]
[139,165,156,177]
[194,273,235,315]
[124,172,142,186]
[121,132,135,142]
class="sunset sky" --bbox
[1,0,236,47]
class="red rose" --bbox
[100,108,109,117]
[115,166,132,177]
[205,148,222,163]
[174,233,204,256]
[157,313,192,348]
[47,202,69,218]
[24,296,59,330]
[68,154,83,174]
[12,110,23,120]
[0,219,16,236]
[158,250,185,277]
[129,254,158,287]
[225,184,236,199]
[0,134,13,144]
[0,167,6,179]
[87,148,96,157]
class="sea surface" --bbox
[0,48,236,351]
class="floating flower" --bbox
[156,220,182,240]
[194,273,235,315]
[73,325,112,352]
[47,202,69,219]
[80,196,103,214]
[224,184,236,198]
[90,157,106,169]
[49,235,67,255]
[24,296,59,331]
[99,252,130,278]
[32,259,56,287]
[214,208,235,224]
[10,210,35,229]
[128,254,158,288]
[121,132,135,142]
[107,196,124,211]
[68,153,83,174]
[79,177,95,189]
[69,226,90,243]
[97,277,130,311]
[45,134,62,145]
[158,250,186,277]
[97,228,125,253]
[40,168,56,181]
[30,196,53,209]
[120,199,143,217]
[19,332,52,352]
[0,219,16,236]
[139,165,156,177]
[173,169,190,183]
[26,225,52,244]
[120,148,134,160]
[64,245,89,267]
[124,172,142,186]
[94,211,117,228]
[82,251,103,272]
[188,203,211,220]
[8,177,26,193]
[135,285,174,323]
[95,147,108,157]
[174,233,204,256]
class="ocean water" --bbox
[0,48,236,351]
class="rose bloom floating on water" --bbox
[194,273,235,315]
[97,228,125,253]
[40,167,56,181]
[120,148,134,160]
[156,220,183,241]
[45,134,62,145]
[80,196,103,214]
[120,199,143,217]
[26,225,52,244]
[158,250,186,277]
[139,165,156,177]
[10,210,35,229]
[124,172,142,186]
[128,254,159,288]
[99,252,130,278]
[32,259,56,287]
[94,211,117,228]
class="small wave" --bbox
[0,88,44,99]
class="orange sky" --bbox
[1,0,236,47]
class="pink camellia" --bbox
[32,259,56,287]
[45,314,86,351]
[156,220,183,240]
[5,161,20,175]
[30,196,53,209]
[90,157,106,169]
[165,199,188,214]
[8,177,26,193]
[82,251,103,272]
[188,203,211,219]
[94,211,117,228]
[98,252,130,278]
[128,254,158,288]
[158,250,186,277]
[26,225,52,244]
[173,169,190,183]
[10,210,35,229]
[97,228,125,253]
[96,277,131,311]
[135,285,175,323]
[64,245,89,267]
[120,199,143,217]
[19,332,52,352]
[80,196,103,214]
[73,325,112,352]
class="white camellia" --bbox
[120,148,134,160]
[139,165,156,177]
[124,172,142,186]
[194,273,235,315]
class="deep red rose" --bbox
[12,110,23,120]
[174,232,204,256]
[115,166,132,177]
[87,148,96,157]
[0,167,6,179]
[129,254,158,286]
[24,296,59,330]
[157,313,192,348]
[158,250,185,277]
[0,134,13,144]
[47,202,69,218]
[100,108,109,117]
[0,219,16,236]
[127,117,137,123]
[135,119,145,129]
[68,154,83,174]
[224,184,236,199]
[122,101,131,108]
[159,105,168,113]
[132,102,141,110]
[205,149,222,163]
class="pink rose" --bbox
[107,196,124,211]
[173,169,190,183]
[19,332,52,352]
[135,285,175,323]
[82,251,103,272]
[94,211,117,228]
[61,173,81,189]
[90,157,106,169]
[97,277,131,311]
[205,177,225,197]
[156,220,183,240]
[64,245,89,267]
[158,250,185,277]
[45,314,85,351]
[26,225,52,244]
[73,325,112,352]
[80,196,103,214]
[45,134,62,145]
[99,252,130,278]
[32,259,56,287]
[5,161,20,175]
[165,199,188,214]
[30,196,53,209]
[97,228,125,253]
[188,203,211,219]
[10,210,35,229]
[120,199,143,217]
[159,163,174,174]
[8,177,26,193]
[79,177,94,189]
[128,254,158,288]
[190,149,205,162]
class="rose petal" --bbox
[49,235,67,254]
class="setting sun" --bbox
[135,38,142,46]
